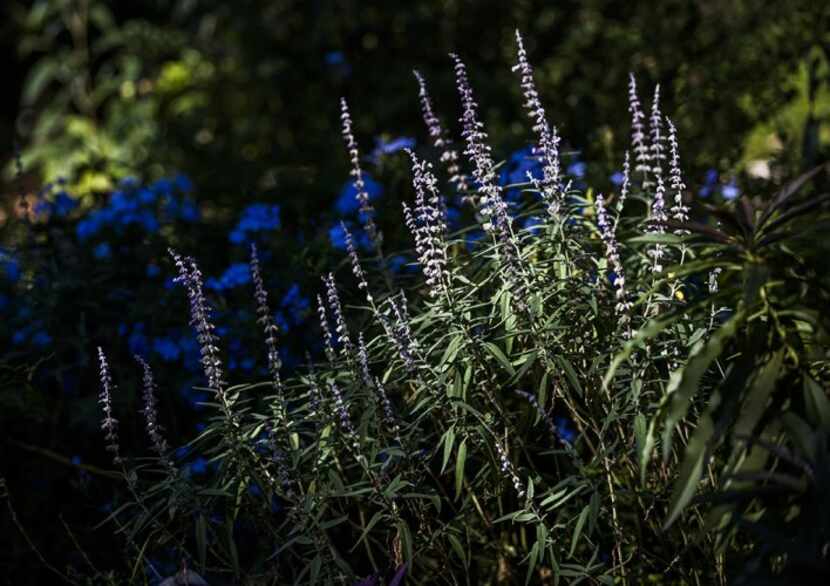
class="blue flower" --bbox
[371,136,416,162]
[31,331,52,348]
[499,147,542,201]
[76,216,101,240]
[280,283,310,325]
[329,221,371,251]
[721,181,740,200]
[93,242,112,260]
[325,51,346,66]
[146,264,161,278]
[609,171,624,186]
[335,174,382,216]
[567,161,587,178]
[190,457,208,475]
[3,260,20,283]
[554,416,577,444]
[174,174,193,193]
[53,192,79,217]
[128,323,149,356]
[206,262,251,291]
[229,204,281,244]
[12,330,26,345]
[153,337,181,361]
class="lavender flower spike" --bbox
[323,272,354,359]
[250,244,284,388]
[317,294,336,364]
[413,70,468,192]
[341,222,372,303]
[647,175,668,274]
[135,355,169,458]
[513,29,563,216]
[666,117,689,226]
[340,97,381,248]
[648,84,666,188]
[450,53,508,232]
[97,347,121,464]
[595,194,632,334]
[494,438,525,498]
[404,150,449,298]
[328,379,359,451]
[628,73,650,186]
[169,249,225,393]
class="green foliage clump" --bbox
[75,37,830,586]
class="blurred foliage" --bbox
[6,0,830,204]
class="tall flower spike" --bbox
[647,175,668,274]
[513,29,563,217]
[413,70,468,192]
[328,380,359,451]
[494,437,525,498]
[250,244,283,389]
[250,244,291,439]
[450,53,508,232]
[404,150,449,298]
[666,117,689,226]
[135,355,170,458]
[382,291,418,373]
[323,273,354,359]
[340,98,381,248]
[648,84,666,188]
[616,151,631,218]
[169,249,225,393]
[341,222,372,302]
[628,74,650,186]
[317,294,336,364]
[595,194,632,335]
[97,347,121,465]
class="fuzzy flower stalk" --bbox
[648,85,667,189]
[494,437,525,498]
[413,70,467,192]
[340,98,381,250]
[628,74,651,187]
[595,194,632,336]
[647,175,668,274]
[97,347,122,465]
[341,222,371,302]
[381,291,419,374]
[169,249,225,396]
[403,150,449,298]
[323,273,354,361]
[666,118,689,227]
[135,355,171,462]
[452,53,530,311]
[451,53,508,232]
[249,244,290,433]
[512,29,563,218]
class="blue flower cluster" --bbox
[206,262,251,291]
[76,175,198,241]
[698,169,740,200]
[229,204,281,244]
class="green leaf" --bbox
[555,356,583,395]
[732,350,783,440]
[441,427,456,474]
[448,533,467,567]
[455,438,468,499]
[664,413,714,529]
[662,308,746,460]
[804,376,830,427]
[634,413,656,485]
[569,505,591,558]
[484,342,516,377]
